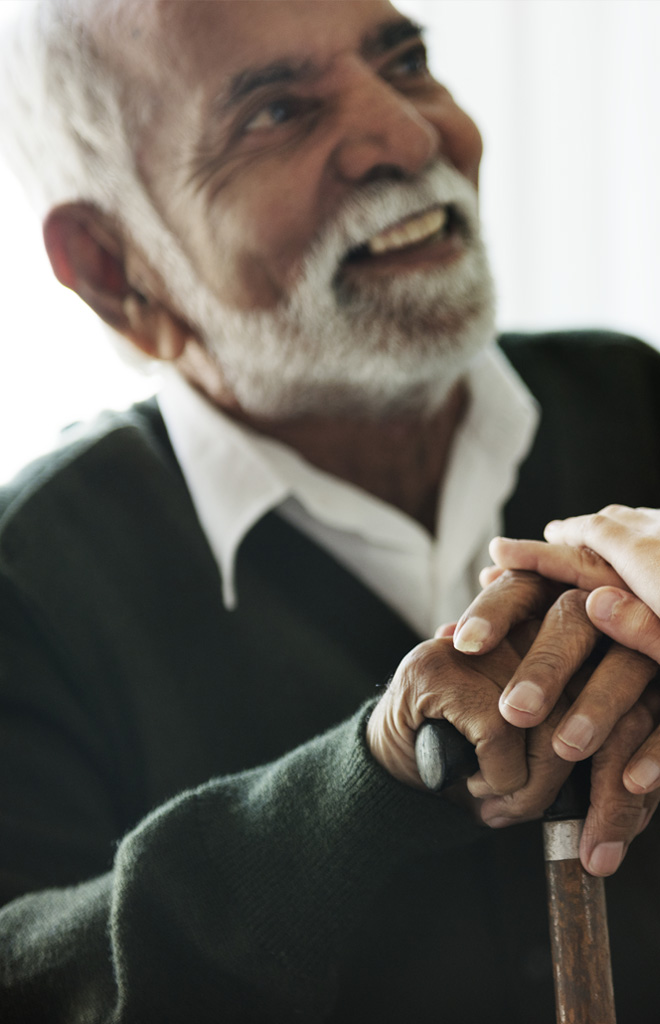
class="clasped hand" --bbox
[367,506,660,877]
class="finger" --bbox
[478,565,505,588]
[433,621,457,639]
[453,570,563,655]
[624,681,660,794]
[625,738,660,794]
[638,790,660,832]
[544,504,651,547]
[413,644,527,796]
[586,587,660,663]
[551,641,657,760]
[489,536,626,592]
[498,589,598,728]
[579,702,653,875]
[476,705,573,826]
[545,506,660,616]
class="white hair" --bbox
[0,2,123,216]
[0,0,213,368]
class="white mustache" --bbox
[301,161,480,283]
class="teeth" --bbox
[368,207,448,255]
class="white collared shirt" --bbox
[158,344,539,638]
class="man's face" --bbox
[116,0,494,416]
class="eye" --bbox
[243,97,300,133]
[387,43,430,81]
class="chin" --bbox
[209,286,496,422]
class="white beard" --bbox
[171,162,497,419]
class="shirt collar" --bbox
[157,346,539,614]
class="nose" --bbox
[331,68,440,184]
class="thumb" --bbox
[586,587,660,664]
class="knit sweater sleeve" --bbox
[0,584,481,1023]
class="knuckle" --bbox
[554,587,588,618]
[597,797,644,835]
[621,701,655,741]
[498,568,526,583]
[634,608,660,647]
[589,649,657,713]
[487,779,526,800]
[599,504,626,518]
[522,643,573,681]
[579,545,609,571]
[596,705,653,765]
[574,549,623,593]
[475,717,512,749]
[640,678,660,717]
[495,568,541,594]
[399,639,443,680]
[396,639,464,717]
[613,644,655,675]
[491,570,565,621]
[492,795,527,818]
[494,787,545,818]
[476,729,527,794]
[587,510,617,538]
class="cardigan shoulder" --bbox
[498,329,660,537]
[0,396,171,527]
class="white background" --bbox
[1,0,659,481]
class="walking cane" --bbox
[415,719,617,1024]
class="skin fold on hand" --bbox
[449,566,660,876]
[368,623,576,850]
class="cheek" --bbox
[228,187,320,301]
[192,187,319,311]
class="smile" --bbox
[339,203,464,280]
[368,206,449,254]
[343,204,459,266]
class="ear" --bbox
[42,202,192,361]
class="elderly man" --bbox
[1,1,659,1021]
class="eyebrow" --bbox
[223,59,319,113]
[362,16,426,59]
[215,16,426,116]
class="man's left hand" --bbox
[449,569,660,875]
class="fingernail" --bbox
[556,714,594,752]
[454,616,491,653]
[587,588,624,622]
[627,757,660,791]
[483,816,512,829]
[502,680,545,715]
[588,841,624,876]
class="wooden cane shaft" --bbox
[417,724,617,1021]
[545,856,616,1023]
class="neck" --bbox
[226,384,469,534]
[176,343,469,533]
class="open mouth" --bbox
[343,204,461,265]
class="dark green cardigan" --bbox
[1,333,660,1022]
